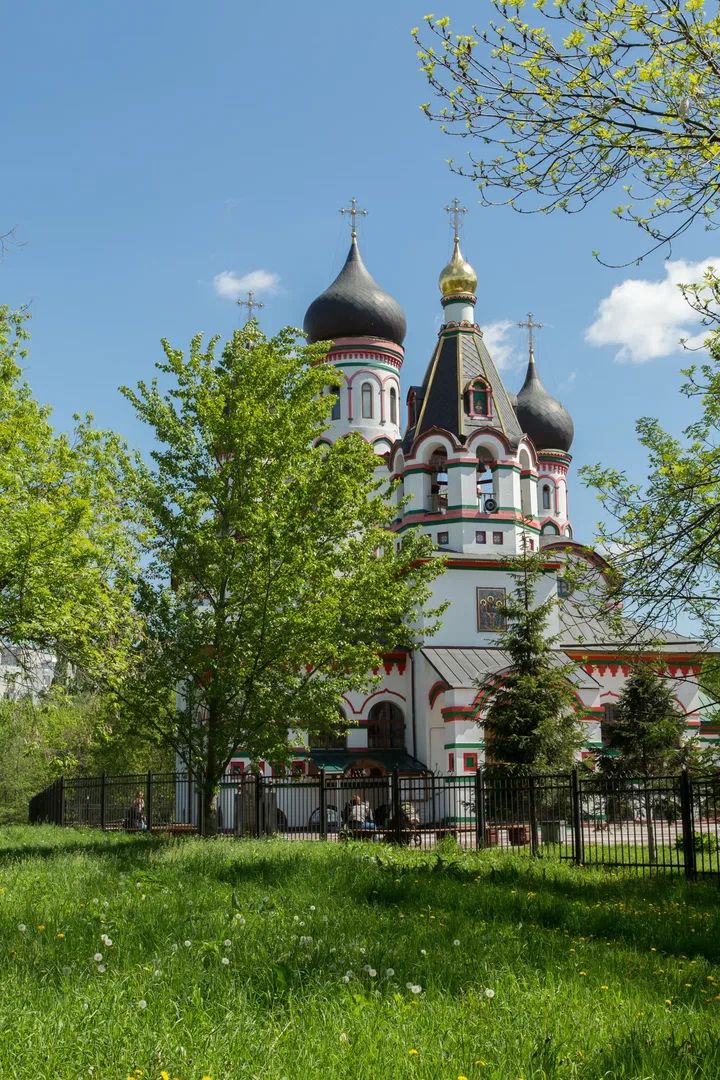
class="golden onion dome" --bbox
[438,236,478,297]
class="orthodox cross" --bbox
[339,197,368,238]
[518,312,544,358]
[236,290,264,320]
[444,197,468,240]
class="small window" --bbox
[528,538,535,551]
[601,703,616,746]
[407,390,417,427]
[465,378,491,417]
[557,577,571,599]
[492,531,503,545]
[475,530,487,544]
[437,531,449,546]
[542,486,552,511]
[464,752,478,772]
[329,385,341,422]
[389,386,398,426]
[448,752,455,772]
[361,382,373,419]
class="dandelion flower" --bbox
[183,940,191,948]
[368,968,377,978]
[485,987,495,998]
[386,968,395,977]
[409,1049,419,1055]
[154,969,161,978]
[37,924,46,932]
[310,905,316,911]
[420,948,427,956]
[17,924,26,933]
[97,964,106,974]
[221,956,230,966]
[234,914,245,924]
[223,939,232,948]
[342,975,350,984]
[56,932,65,940]
[407,983,423,994]
[93,953,103,962]
[138,999,147,1010]
[299,936,313,946]
[453,939,460,946]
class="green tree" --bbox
[414,1,720,260]
[483,548,583,775]
[0,306,137,674]
[580,278,720,646]
[600,662,686,861]
[121,322,443,833]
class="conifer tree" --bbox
[483,546,583,776]
[600,663,686,862]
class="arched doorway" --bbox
[367,701,405,749]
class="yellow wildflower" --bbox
[36,924,45,931]
[56,932,65,940]
[409,1049,419,1055]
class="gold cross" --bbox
[518,312,544,357]
[236,291,264,320]
[444,197,468,241]
[339,197,368,238]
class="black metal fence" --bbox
[27,767,720,879]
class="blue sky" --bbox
[2,1,715,544]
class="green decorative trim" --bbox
[402,466,433,477]
[446,503,519,512]
[444,741,485,750]
[330,360,400,374]
[398,517,541,535]
[491,464,521,473]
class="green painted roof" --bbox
[309,749,429,774]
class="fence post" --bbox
[58,776,66,827]
[319,769,327,840]
[146,771,153,832]
[679,766,696,882]
[475,767,486,849]
[528,774,539,857]
[99,772,107,831]
[255,770,263,838]
[392,769,402,844]
[571,768,584,866]
[197,774,204,836]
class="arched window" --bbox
[309,710,347,750]
[464,378,491,418]
[368,701,405,749]
[476,449,495,511]
[519,448,532,518]
[361,382,373,419]
[430,448,448,513]
[542,485,552,511]
[389,386,398,426]
[329,385,341,422]
[601,703,616,747]
[407,389,417,427]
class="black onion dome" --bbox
[514,353,574,452]
[303,237,406,346]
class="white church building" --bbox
[230,209,713,782]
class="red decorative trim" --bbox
[428,679,450,707]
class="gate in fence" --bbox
[27,767,720,879]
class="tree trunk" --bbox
[201,781,219,837]
[643,785,657,865]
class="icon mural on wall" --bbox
[476,587,507,632]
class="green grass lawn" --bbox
[2,828,720,1080]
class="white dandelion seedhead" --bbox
[406,983,423,994]
[183,940,192,948]
[342,975,351,983]
[299,936,313,947]
[93,953,103,963]
[368,968,377,978]
[485,987,496,999]
[223,939,232,948]
[138,999,147,1010]
[17,924,26,933]
[97,964,106,974]
[453,939,460,947]
[385,968,395,977]
[221,956,230,966]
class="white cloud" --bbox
[585,257,719,363]
[212,269,280,300]
[482,320,523,370]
